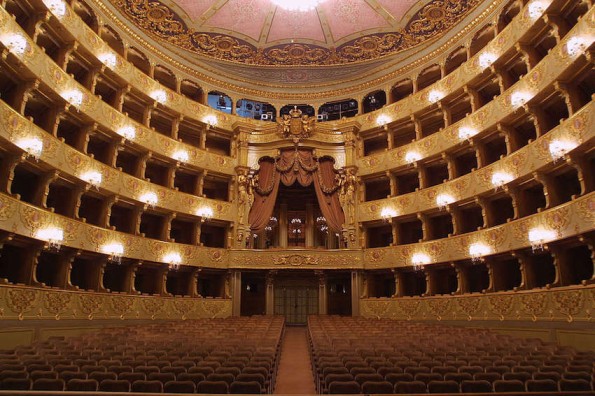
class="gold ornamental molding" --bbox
[358,102,594,221]
[0,284,231,320]
[228,249,363,270]
[361,285,595,323]
[363,192,595,269]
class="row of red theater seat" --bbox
[308,316,594,394]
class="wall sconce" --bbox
[491,171,514,190]
[1,33,28,56]
[510,91,532,108]
[150,89,167,104]
[376,114,391,130]
[478,52,497,69]
[381,207,397,222]
[116,126,136,140]
[549,139,577,161]
[42,0,66,18]
[98,52,117,69]
[140,191,158,208]
[81,170,102,189]
[469,242,491,263]
[527,1,546,19]
[428,90,445,103]
[163,252,182,271]
[16,137,43,160]
[61,89,84,109]
[411,252,431,271]
[173,149,189,163]
[36,227,64,251]
[203,114,218,129]
[196,206,213,222]
[405,151,422,164]
[528,227,557,252]
[436,193,455,210]
[458,126,478,140]
[102,242,124,264]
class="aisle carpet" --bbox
[274,327,317,394]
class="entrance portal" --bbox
[274,278,318,325]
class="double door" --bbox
[274,286,318,325]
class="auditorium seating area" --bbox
[0,316,284,393]
[308,316,595,394]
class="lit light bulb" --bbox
[428,90,445,103]
[140,192,158,207]
[102,242,124,263]
[116,126,136,140]
[203,114,218,128]
[510,91,532,107]
[376,114,391,128]
[405,151,422,164]
[411,253,431,270]
[436,193,455,209]
[381,207,397,221]
[528,227,557,251]
[527,1,545,19]
[150,89,167,104]
[81,170,102,187]
[1,33,28,56]
[164,252,182,270]
[42,0,66,18]
[566,36,589,57]
[173,150,189,163]
[61,89,84,108]
[16,137,43,160]
[491,171,514,189]
[36,227,64,250]
[469,242,491,263]
[458,126,478,140]
[196,206,214,222]
[549,139,577,161]
[98,52,117,68]
[270,0,325,11]
[478,52,497,69]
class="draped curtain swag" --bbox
[248,149,345,233]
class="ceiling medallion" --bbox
[270,0,325,12]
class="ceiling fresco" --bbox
[112,0,482,66]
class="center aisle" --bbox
[274,327,317,394]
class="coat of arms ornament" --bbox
[278,106,316,143]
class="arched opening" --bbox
[236,99,276,121]
[280,104,315,117]
[207,91,232,114]
[362,90,386,113]
[318,99,358,121]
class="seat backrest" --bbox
[236,373,265,386]
[131,379,163,393]
[415,372,443,384]
[164,380,196,394]
[385,372,414,385]
[428,380,460,393]
[66,378,98,391]
[197,380,230,394]
[0,378,32,390]
[99,379,130,392]
[89,371,117,382]
[493,379,525,392]
[32,378,65,391]
[230,380,262,394]
[461,379,492,393]
[328,380,361,394]
[526,379,558,391]
[354,373,383,385]
[559,379,593,391]
[474,372,501,383]
[147,372,176,383]
[361,380,393,394]
[394,380,427,394]
[533,371,561,381]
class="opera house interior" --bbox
[0,0,593,393]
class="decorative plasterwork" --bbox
[0,284,231,320]
[114,0,481,66]
[361,285,595,323]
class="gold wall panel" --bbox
[0,284,231,320]
[0,7,236,176]
[0,101,234,222]
[228,249,363,270]
[363,192,595,269]
[361,285,595,323]
[0,193,228,268]
[359,102,594,221]
[357,10,594,174]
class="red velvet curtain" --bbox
[248,149,345,233]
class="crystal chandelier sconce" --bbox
[411,253,431,271]
[36,227,64,251]
[376,114,391,130]
[164,252,182,271]
[549,139,577,161]
[469,242,491,263]
[98,52,117,69]
[436,193,455,210]
[140,191,158,208]
[43,0,66,18]
[510,91,532,108]
[61,89,84,109]
[528,227,557,252]
[527,1,546,20]
[428,90,445,103]
[381,207,397,222]
[203,115,218,129]
[15,137,43,160]
[270,0,325,11]
[265,216,278,233]
[491,171,514,190]
[478,52,497,69]
[102,242,124,264]
[316,216,328,233]
[458,126,478,141]
[196,206,214,222]
[405,151,422,165]
[150,89,167,104]
[1,33,28,56]
[116,126,136,140]
[173,149,189,163]
[81,170,102,189]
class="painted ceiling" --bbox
[114,0,482,66]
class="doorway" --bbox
[274,277,318,325]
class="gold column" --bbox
[351,270,362,316]
[230,270,242,316]
[305,203,314,248]
[316,271,327,315]
[279,203,288,248]
[265,270,276,315]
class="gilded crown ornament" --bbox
[278,106,316,143]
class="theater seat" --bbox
[131,379,164,393]
[461,379,492,393]
[361,380,394,394]
[32,378,65,391]
[526,379,558,391]
[559,379,593,391]
[197,380,230,393]
[66,378,98,391]
[493,379,524,392]
[99,379,131,392]
[0,378,32,390]
[230,380,262,394]
[328,380,361,394]
[395,380,427,394]
[164,380,196,393]
[428,380,459,393]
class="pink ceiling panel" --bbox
[376,0,418,22]
[174,0,213,21]
[267,8,326,43]
[205,0,272,41]
[320,0,389,41]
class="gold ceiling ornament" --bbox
[113,0,482,66]
[278,106,316,143]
